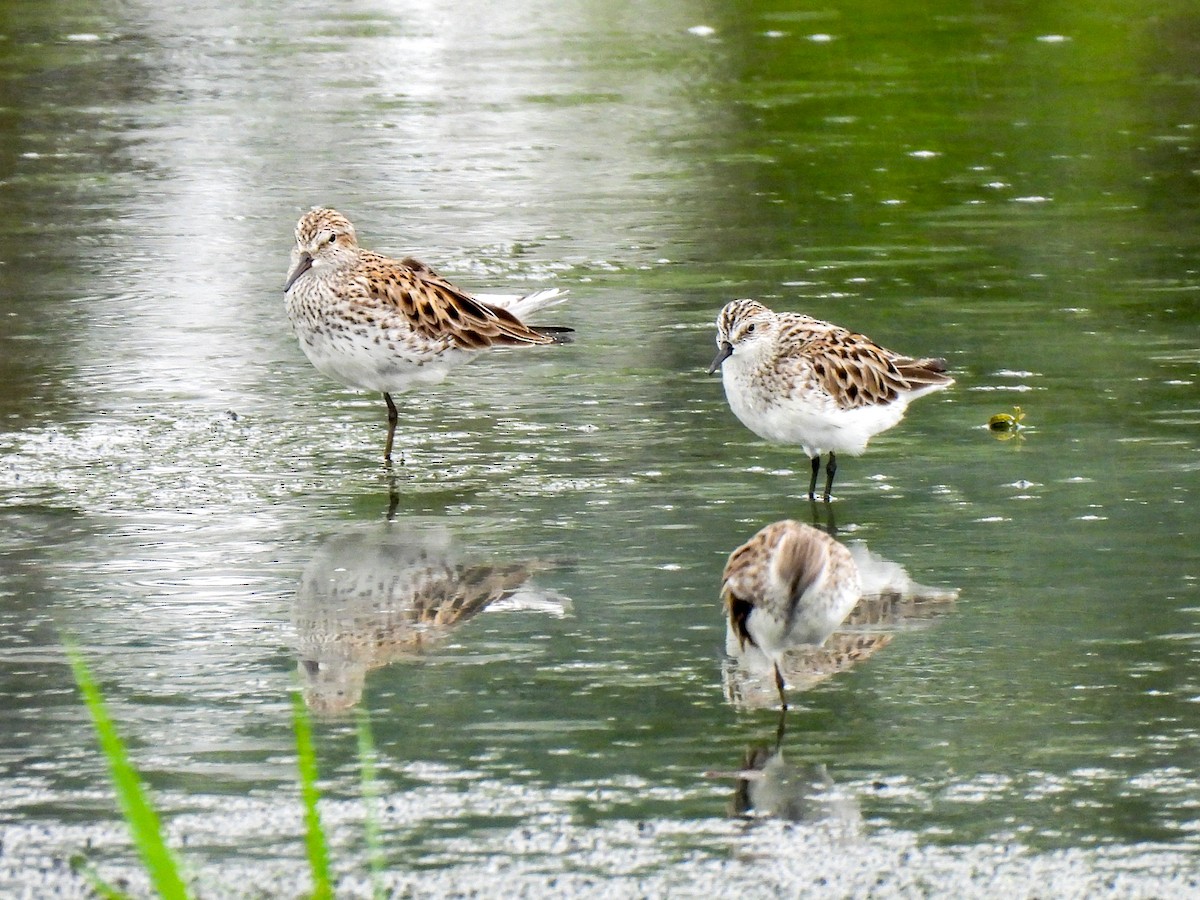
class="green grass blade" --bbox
[292,692,333,899]
[64,643,189,900]
[356,709,386,900]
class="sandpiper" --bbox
[284,207,570,462]
[709,299,952,500]
[720,520,862,709]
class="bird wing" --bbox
[779,318,918,409]
[723,522,831,648]
[357,251,555,350]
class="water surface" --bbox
[1,0,1199,894]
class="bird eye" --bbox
[745,323,755,334]
[326,233,337,245]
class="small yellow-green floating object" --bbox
[988,405,1026,438]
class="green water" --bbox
[1,0,1198,894]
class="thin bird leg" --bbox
[773,706,788,749]
[823,451,838,502]
[773,663,789,711]
[386,473,400,521]
[383,392,399,464]
[808,455,820,500]
[810,496,837,537]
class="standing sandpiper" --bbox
[284,207,570,463]
[709,299,953,500]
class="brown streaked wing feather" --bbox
[721,529,769,596]
[783,322,911,409]
[398,256,441,277]
[824,632,893,667]
[410,563,532,629]
[783,633,893,681]
[361,251,554,350]
[816,339,908,408]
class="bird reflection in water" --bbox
[293,524,570,713]
[708,734,862,833]
[722,531,957,711]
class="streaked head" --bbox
[284,207,361,292]
[708,299,776,374]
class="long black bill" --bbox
[283,252,314,293]
[707,341,734,375]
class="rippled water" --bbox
[2,1,1199,895]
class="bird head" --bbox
[708,299,775,374]
[284,207,361,292]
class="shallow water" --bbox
[2,0,1199,894]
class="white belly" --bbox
[286,293,471,394]
[723,366,909,457]
[745,577,861,657]
[300,326,460,394]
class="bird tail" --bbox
[895,356,954,391]
[477,287,569,319]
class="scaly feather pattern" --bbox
[294,527,570,713]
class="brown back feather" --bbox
[362,252,554,349]
[805,335,908,408]
[773,527,829,611]
[798,327,952,408]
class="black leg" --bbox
[823,451,837,502]
[773,663,789,711]
[808,455,820,500]
[386,473,400,521]
[810,496,837,536]
[383,392,399,464]
[774,705,788,749]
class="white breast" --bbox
[721,359,909,457]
